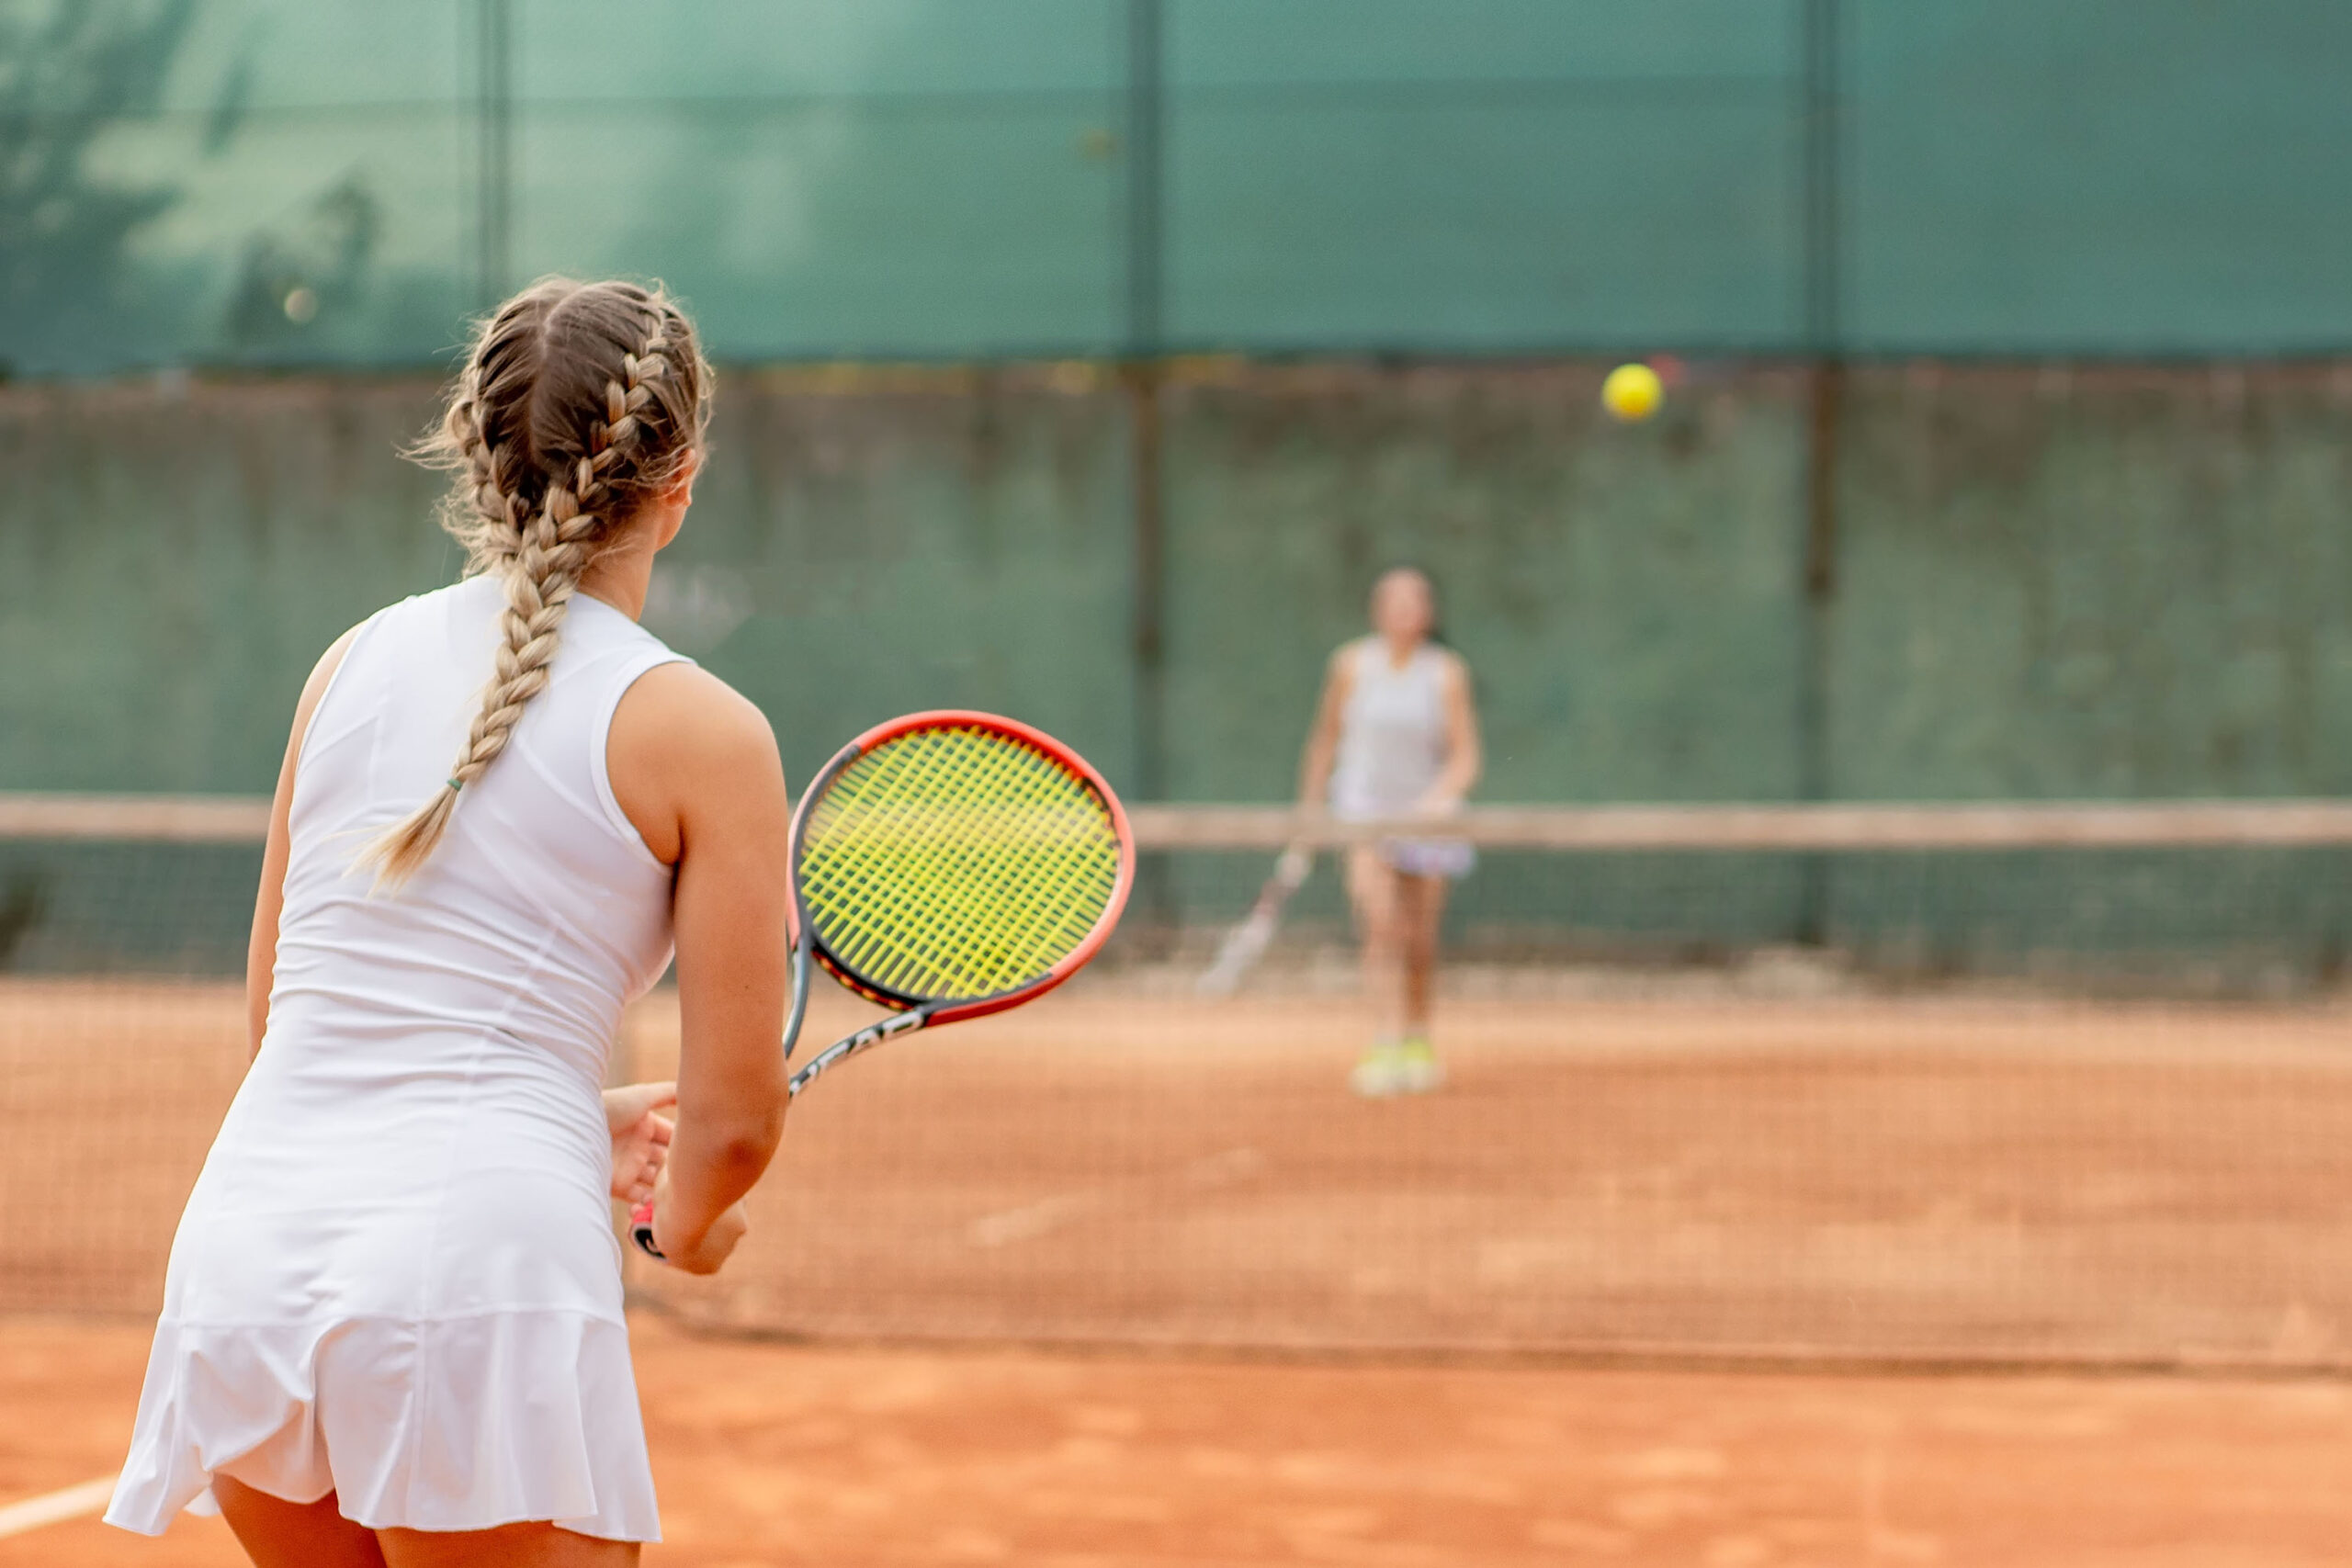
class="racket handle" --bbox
[628,1201,665,1261]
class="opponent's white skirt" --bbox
[1376,835,1476,879]
[1329,795,1476,881]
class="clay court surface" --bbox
[6,978,2352,1562]
[4,1315,2349,1567]
[12,980,2351,1364]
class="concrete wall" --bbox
[5,360,2349,980]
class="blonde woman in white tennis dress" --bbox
[106,279,793,1566]
[1297,568,1483,1096]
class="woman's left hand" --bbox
[604,1081,677,1205]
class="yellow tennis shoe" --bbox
[1351,1038,1443,1097]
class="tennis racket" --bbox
[632,709,1133,1259]
[1195,842,1312,996]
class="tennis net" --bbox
[6,793,2350,1371]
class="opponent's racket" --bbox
[632,709,1132,1259]
[1196,842,1312,996]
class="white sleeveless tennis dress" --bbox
[107,575,688,1543]
[1328,637,1475,879]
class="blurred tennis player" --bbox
[1296,567,1483,1096]
[107,278,792,1565]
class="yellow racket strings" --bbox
[799,726,1123,1001]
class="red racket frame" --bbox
[631,710,1132,1263]
[791,708,1136,1023]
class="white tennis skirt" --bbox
[1376,836,1476,880]
[1330,794,1476,881]
[105,1051,659,1542]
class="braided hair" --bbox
[357,277,711,889]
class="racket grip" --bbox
[628,1201,665,1261]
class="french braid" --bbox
[358,279,710,889]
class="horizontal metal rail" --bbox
[1126,801,2352,851]
[9,793,2352,852]
[0,793,273,841]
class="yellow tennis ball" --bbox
[1602,362,1663,423]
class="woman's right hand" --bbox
[646,1168,750,1275]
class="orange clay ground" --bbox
[17,981,2352,1365]
[4,1314,2347,1568]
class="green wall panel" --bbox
[6,359,2349,981]
[1159,366,1806,802]
[0,378,454,791]
[658,373,1138,795]
[1832,367,2352,798]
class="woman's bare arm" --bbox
[1421,653,1484,811]
[1295,647,1355,810]
[245,627,362,1058]
[608,661,792,1275]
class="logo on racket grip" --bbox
[628,1201,662,1260]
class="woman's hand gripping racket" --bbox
[632,710,1134,1260]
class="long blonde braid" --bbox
[358,279,709,890]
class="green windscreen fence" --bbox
[9,361,2352,807]
[8,0,2352,378]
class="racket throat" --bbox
[787,1007,931,1098]
[849,1009,926,1053]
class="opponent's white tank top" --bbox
[1328,637,1453,818]
[264,575,687,1119]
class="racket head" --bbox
[788,710,1134,1023]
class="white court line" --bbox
[0,1475,117,1540]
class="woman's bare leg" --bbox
[379,1522,639,1567]
[1396,871,1449,1043]
[1345,847,1406,1041]
[212,1479,385,1568]
[212,1474,639,1568]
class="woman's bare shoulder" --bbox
[614,664,777,775]
[608,663,786,863]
